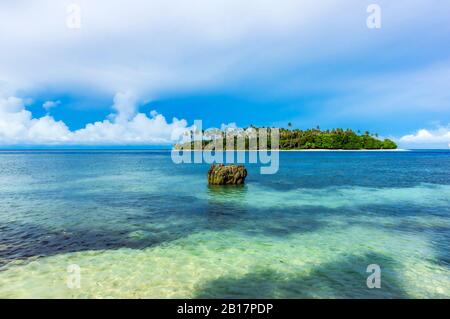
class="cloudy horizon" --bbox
[1,0,449,148]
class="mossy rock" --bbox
[208,164,247,185]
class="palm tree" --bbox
[287,123,293,148]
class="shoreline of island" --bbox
[265,149,409,152]
[171,148,409,152]
[0,148,417,152]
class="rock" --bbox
[208,164,247,185]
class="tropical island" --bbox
[175,126,397,150]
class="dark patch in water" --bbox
[193,252,410,298]
[0,193,331,268]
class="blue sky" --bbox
[0,0,449,148]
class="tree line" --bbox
[175,126,397,150]
[277,127,397,150]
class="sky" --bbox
[0,0,449,148]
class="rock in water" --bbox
[208,164,248,185]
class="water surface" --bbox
[0,150,449,298]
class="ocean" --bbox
[0,150,449,298]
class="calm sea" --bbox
[0,150,449,298]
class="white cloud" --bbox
[42,100,61,111]
[0,93,189,145]
[1,0,447,100]
[399,126,450,149]
[0,0,333,96]
[220,122,238,132]
[0,96,70,144]
[110,92,138,123]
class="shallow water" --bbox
[0,150,449,298]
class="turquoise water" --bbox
[0,150,449,298]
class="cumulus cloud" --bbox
[0,96,70,144]
[109,92,138,123]
[399,126,450,149]
[0,93,189,145]
[42,100,61,111]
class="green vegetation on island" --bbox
[277,127,397,150]
[175,126,397,150]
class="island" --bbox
[175,126,398,150]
